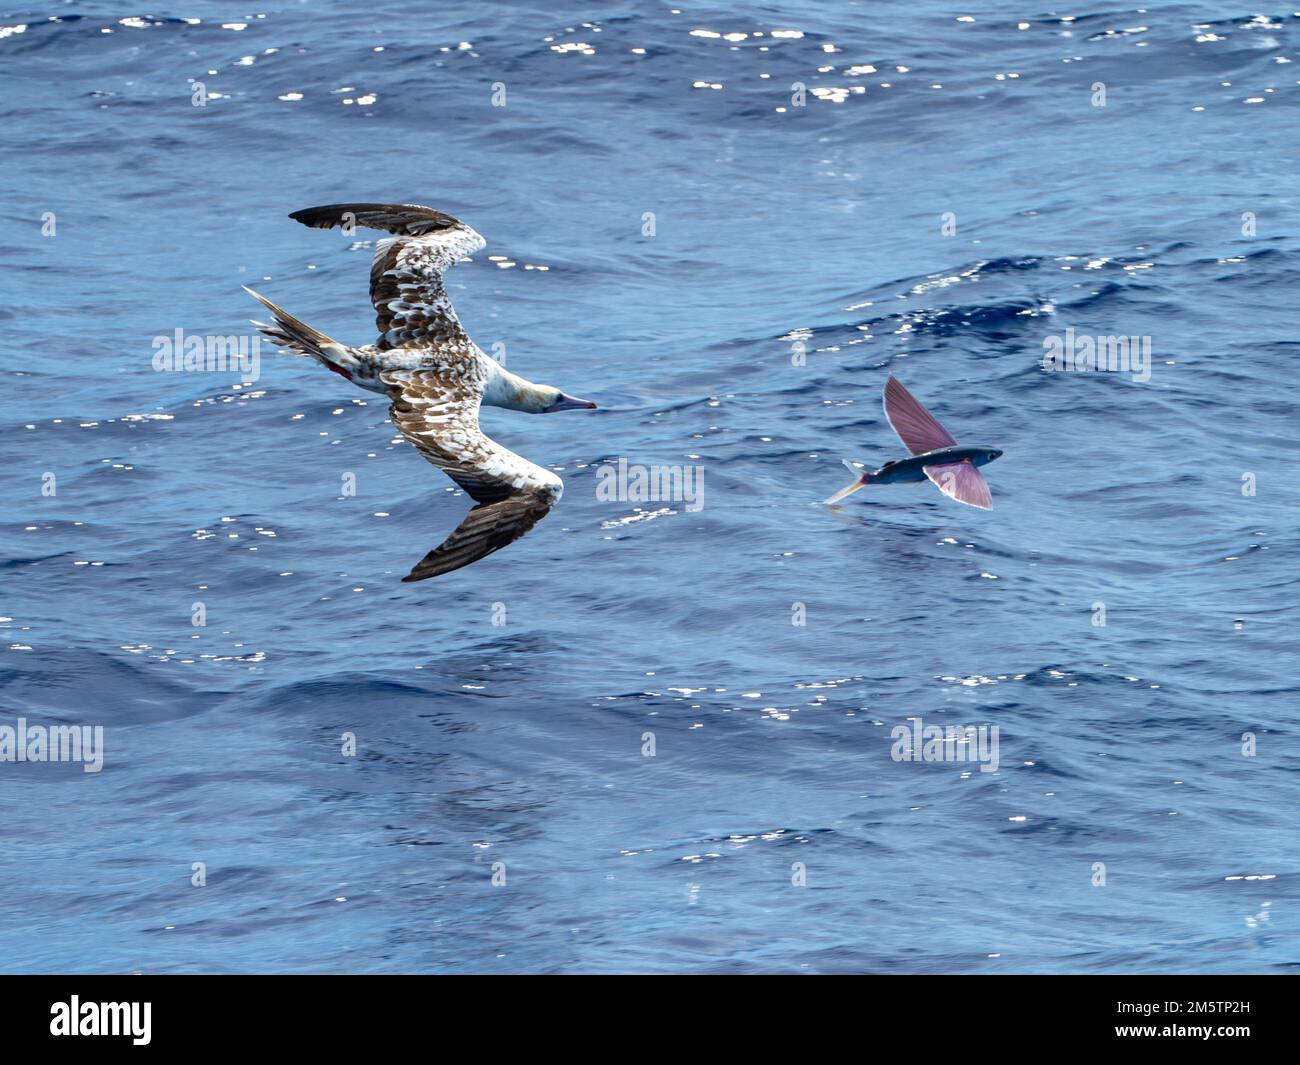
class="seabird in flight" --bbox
[244,202,596,581]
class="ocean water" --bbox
[1,1,1297,974]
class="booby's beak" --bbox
[544,393,598,412]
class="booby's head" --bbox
[538,387,597,414]
[481,363,597,413]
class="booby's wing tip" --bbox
[400,492,557,582]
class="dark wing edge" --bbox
[402,493,557,581]
[288,203,464,236]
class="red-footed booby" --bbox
[245,203,595,581]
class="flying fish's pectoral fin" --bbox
[923,460,992,509]
[883,376,958,455]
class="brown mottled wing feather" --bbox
[289,202,486,350]
[382,370,563,581]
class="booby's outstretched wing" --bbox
[289,203,486,351]
[883,375,957,455]
[382,369,562,581]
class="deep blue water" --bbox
[1,1,1298,973]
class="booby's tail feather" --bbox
[243,286,337,359]
[243,285,368,385]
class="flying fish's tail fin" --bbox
[824,459,871,505]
